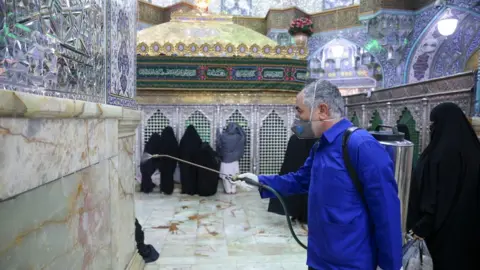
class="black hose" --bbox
[240,177,308,250]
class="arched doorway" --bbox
[308,38,383,96]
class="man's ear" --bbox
[318,103,329,116]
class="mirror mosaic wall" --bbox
[0,0,137,108]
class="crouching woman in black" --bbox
[194,142,221,196]
[140,133,162,193]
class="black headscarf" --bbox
[144,132,162,155]
[159,126,179,173]
[421,102,480,160]
[407,102,480,270]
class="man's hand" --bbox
[408,230,424,240]
[237,173,259,183]
[230,173,258,191]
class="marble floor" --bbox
[135,185,308,270]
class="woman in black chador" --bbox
[407,102,480,270]
[140,132,162,193]
[193,142,221,196]
[268,135,317,223]
[179,125,203,195]
[158,126,179,195]
[135,219,159,263]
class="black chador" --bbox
[135,219,159,263]
[407,103,480,270]
[268,135,316,223]
[158,126,179,195]
[140,132,162,193]
[179,125,203,195]
[194,142,221,197]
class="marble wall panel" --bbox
[0,118,118,200]
[0,159,112,270]
[110,136,137,270]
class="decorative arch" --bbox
[259,110,288,175]
[308,37,383,89]
[405,6,480,83]
[225,109,249,128]
[225,109,252,173]
[185,110,211,143]
[397,107,421,163]
[308,28,396,87]
[368,110,383,131]
[143,110,170,146]
[464,48,479,71]
[351,111,360,126]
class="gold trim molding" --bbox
[136,42,308,59]
[170,9,234,22]
[136,90,297,105]
[137,1,361,34]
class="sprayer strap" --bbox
[342,127,369,209]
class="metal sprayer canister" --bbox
[369,125,414,238]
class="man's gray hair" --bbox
[302,79,345,118]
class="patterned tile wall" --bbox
[106,0,138,108]
[0,0,137,108]
[309,1,480,89]
[406,7,480,84]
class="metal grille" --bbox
[225,110,251,173]
[185,110,211,143]
[259,110,288,175]
[143,110,170,146]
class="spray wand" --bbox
[140,153,308,249]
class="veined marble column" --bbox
[0,90,143,270]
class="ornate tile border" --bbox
[106,0,138,108]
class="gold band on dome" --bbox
[136,42,308,59]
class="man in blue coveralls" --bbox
[237,80,403,270]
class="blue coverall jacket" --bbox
[258,119,402,270]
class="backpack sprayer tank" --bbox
[369,125,414,238]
